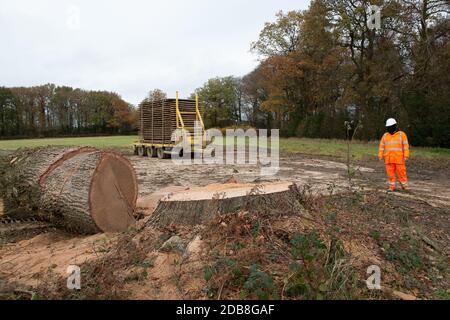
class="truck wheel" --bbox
[137,146,147,157]
[157,148,170,159]
[157,148,164,159]
[150,147,158,158]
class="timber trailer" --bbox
[133,92,205,159]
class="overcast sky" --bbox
[0,0,310,104]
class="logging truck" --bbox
[133,92,205,159]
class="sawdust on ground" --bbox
[0,231,116,287]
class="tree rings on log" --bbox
[89,152,138,233]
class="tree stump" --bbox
[148,181,302,227]
[0,146,138,234]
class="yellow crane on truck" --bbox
[133,91,205,159]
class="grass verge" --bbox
[0,136,449,160]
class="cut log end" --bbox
[90,152,138,233]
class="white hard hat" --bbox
[386,118,397,127]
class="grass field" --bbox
[0,135,449,159]
[280,138,450,160]
[0,136,136,150]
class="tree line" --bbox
[2,1,448,147]
[193,0,450,147]
[0,84,137,138]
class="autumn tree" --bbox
[242,0,449,146]
[107,94,136,133]
[400,0,450,146]
[146,89,167,102]
[0,85,136,138]
[0,87,16,136]
[193,77,242,127]
[251,10,304,57]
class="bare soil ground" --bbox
[0,151,449,300]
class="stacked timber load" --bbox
[0,146,138,234]
[139,98,201,144]
[165,99,199,133]
[140,100,174,145]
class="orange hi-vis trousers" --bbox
[385,163,408,191]
[379,131,410,191]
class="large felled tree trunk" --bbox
[0,146,138,234]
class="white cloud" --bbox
[0,0,310,104]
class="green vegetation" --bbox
[434,289,450,300]
[242,264,278,300]
[279,138,450,160]
[285,233,355,300]
[124,270,148,283]
[0,136,138,150]
[383,234,425,272]
[1,135,449,159]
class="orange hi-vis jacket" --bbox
[378,131,410,164]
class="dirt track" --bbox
[130,153,450,208]
[130,154,366,197]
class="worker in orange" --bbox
[378,118,410,191]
